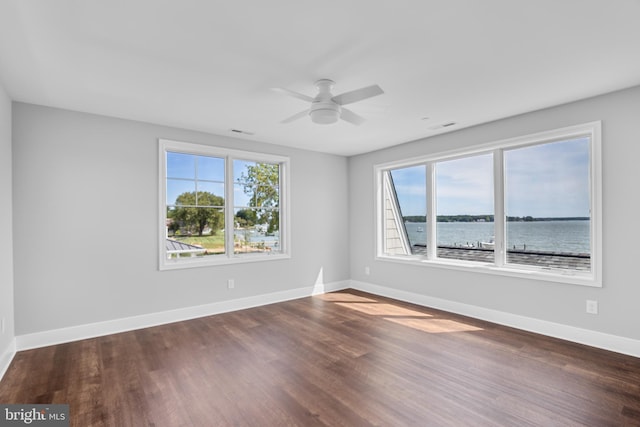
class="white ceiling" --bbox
[1,1,639,156]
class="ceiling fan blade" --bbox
[332,84,384,106]
[272,87,315,103]
[340,108,366,126]
[281,109,309,124]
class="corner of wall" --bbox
[0,81,15,383]
[0,339,16,382]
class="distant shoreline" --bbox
[404,220,590,254]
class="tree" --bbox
[239,163,280,233]
[170,191,224,236]
[235,209,256,228]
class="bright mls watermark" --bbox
[0,405,68,426]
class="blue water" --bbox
[405,220,590,254]
[234,229,280,249]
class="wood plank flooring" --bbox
[1,289,640,426]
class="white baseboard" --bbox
[15,280,349,351]
[0,338,16,382]
[350,280,640,358]
[11,279,639,360]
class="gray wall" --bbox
[12,103,350,335]
[0,82,14,359]
[8,86,640,343]
[349,85,640,340]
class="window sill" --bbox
[376,254,601,288]
[160,252,291,271]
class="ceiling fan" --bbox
[273,79,384,125]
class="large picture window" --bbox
[159,139,289,270]
[376,122,601,287]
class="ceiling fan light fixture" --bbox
[310,108,340,124]
[309,99,341,124]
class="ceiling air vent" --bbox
[428,121,457,131]
[230,129,255,136]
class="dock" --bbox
[412,245,591,271]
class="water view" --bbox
[405,220,590,254]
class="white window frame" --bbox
[159,138,290,270]
[375,122,602,287]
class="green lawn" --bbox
[174,234,225,253]
[172,232,271,255]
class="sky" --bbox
[166,153,278,208]
[390,137,591,218]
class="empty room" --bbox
[1,1,640,426]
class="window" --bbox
[159,139,289,269]
[376,122,601,287]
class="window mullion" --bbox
[493,149,505,267]
[194,156,199,205]
[159,149,168,263]
[426,162,437,260]
[225,156,235,257]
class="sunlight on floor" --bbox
[384,317,483,334]
[317,293,378,303]
[320,292,484,334]
[335,302,432,318]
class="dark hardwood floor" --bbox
[1,289,640,426]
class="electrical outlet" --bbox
[227,279,235,289]
[586,300,598,314]
[364,266,370,275]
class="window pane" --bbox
[504,138,591,271]
[233,160,255,182]
[255,185,279,207]
[197,182,225,205]
[234,160,280,208]
[234,160,279,185]
[436,153,494,262]
[166,207,225,256]
[233,183,251,207]
[234,208,280,255]
[167,179,195,206]
[237,184,280,208]
[197,156,225,182]
[167,152,195,178]
[389,166,427,255]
